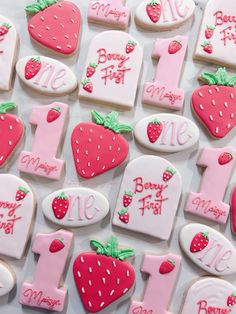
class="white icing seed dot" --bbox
[106,269,110,275]
[123,288,128,294]
[198,91,203,97]
[199,104,204,110]
[82,287,85,293]
[100,302,105,308]
[110,290,114,296]
[80,256,84,263]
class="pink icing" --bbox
[20,229,73,311]
[142,35,188,110]
[18,102,69,180]
[231,187,236,235]
[88,0,130,29]
[185,147,236,224]
[128,254,181,314]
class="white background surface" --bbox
[1,0,236,313]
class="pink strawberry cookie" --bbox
[192,68,236,139]
[73,236,135,313]
[25,0,81,56]
[0,102,24,168]
[71,111,132,179]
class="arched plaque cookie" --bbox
[194,0,236,68]
[79,31,143,109]
[113,155,182,240]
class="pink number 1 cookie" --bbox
[194,0,236,68]
[143,36,188,110]
[0,15,18,91]
[88,0,130,30]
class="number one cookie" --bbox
[185,147,236,224]
[128,254,181,314]
[20,229,73,312]
[88,0,130,29]
[18,103,69,180]
[143,36,188,110]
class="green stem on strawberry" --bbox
[57,192,67,200]
[148,0,158,4]
[200,67,236,87]
[90,236,134,261]
[19,186,29,194]
[0,102,16,114]
[118,208,128,215]
[25,0,56,14]
[91,111,132,134]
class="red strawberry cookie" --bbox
[25,0,81,56]
[73,236,135,313]
[71,111,132,179]
[192,68,236,139]
[0,102,24,168]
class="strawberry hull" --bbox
[192,85,236,138]
[73,252,135,313]
[71,122,129,179]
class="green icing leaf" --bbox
[200,67,236,87]
[25,0,56,14]
[90,240,107,255]
[0,102,16,114]
[113,124,133,133]
[91,111,105,125]
[106,236,118,258]
[215,68,228,85]
[117,249,135,261]
[228,76,236,87]
[200,72,218,85]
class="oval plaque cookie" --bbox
[42,187,109,227]
[135,114,199,153]
[179,223,236,276]
[16,56,77,96]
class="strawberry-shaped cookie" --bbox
[71,111,132,179]
[192,68,236,139]
[0,102,24,168]
[73,236,135,313]
[25,0,81,55]
[147,119,163,143]
[52,192,69,219]
[190,231,209,253]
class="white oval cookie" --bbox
[135,0,195,31]
[181,277,236,314]
[135,114,199,152]
[42,188,109,227]
[0,261,15,297]
[179,223,236,276]
[16,56,77,96]
[0,174,36,259]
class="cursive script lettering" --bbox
[91,2,127,21]
[23,288,61,310]
[20,154,58,176]
[197,300,231,314]
[192,197,226,219]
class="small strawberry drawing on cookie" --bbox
[146,0,161,23]
[218,152,233,165]
[190,232,209,253]
[15,186,29,201]
[0,23,11,37]
[123,191,133,207]
[52,192,69,220]
[86,63,97,78]
[227,293,236,307]
[147,119,163,143]
[168,40,182,54]
[126,41,136,54]
[159,259,175,274]
[201,41,213,54]
[49,238,65,253]
[163,167,176,182]
[82,78,93,93]
[205,25,215,39]
[118,209,130,224]
[47,107,61,123]
[25,57,42,80]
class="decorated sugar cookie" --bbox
[42,187,109,227]
[185,147,236,224]
[0,15,18,91]
[113,155,182,240]
[25,0,81,56]
[0,102,24,168]
[181,277,236,314]
[128,253,181,314]
[16,56,77,96]
[143,36,188,110]
[20,229,73,311]
[79,31,143,109]
[135,114,199,153]
[0,261,16,297]
[179,223,236,276]
[0,174,35,259]
[194,0,236,68]
[192,68,236,138]
[18,103,69,180]
[88,0,130,30]
[135,0,195,31]
[230,187,236,235]
[73,236,135,313]
[71,111,132,179]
